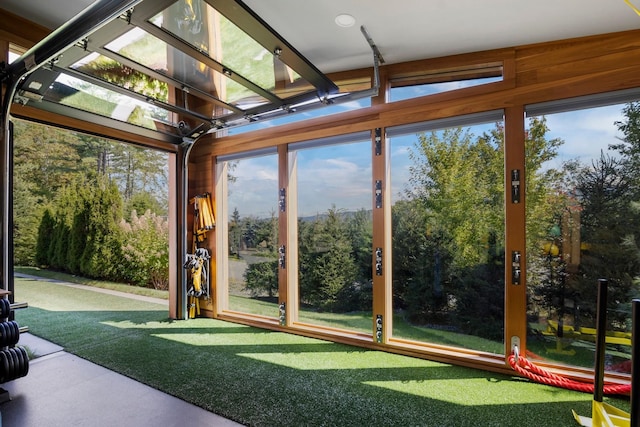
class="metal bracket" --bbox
[511,250,521,285]
[375,314,383,342]
[374,128,382,156]
[278,245,286,269]
[279,188,286,212]
[375,247,383,276]
[375,180,382,209]
[279,302,286,325]
[511,169,521,204]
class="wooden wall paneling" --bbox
[514,30,640,73]
[0,9,50,49]
[504,105,527,362]
[516,48,640,88]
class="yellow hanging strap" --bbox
[185,255,205,319]
[191,193,215,246]
[625,0,640,16]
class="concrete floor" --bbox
[0,334,243,427]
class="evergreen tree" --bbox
[79,176,124,279]
[35,208,55,266]
[299,208,357,311]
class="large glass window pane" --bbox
[390,76,502,102]
[106,28,269,110]
[70,52,234,120]
[389,118,505,354]
[526,102,638,373]
[150,0,313,99]
[226,153,279,318]
[293,136,373,333]
[46,73,172,132]
[389,63,503,103]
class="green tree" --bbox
[612,101,640,190]
[572,153,638,326]
[120,210,170,289]
[299,208,357,311]
[35,208,55,267]
[13,119,168,267]
[244,260,278,298]
[391,199,452,319]
[79,176,124,279]
[13,177,43,266]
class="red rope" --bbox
[508,354,631,395]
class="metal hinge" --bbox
[375,180,382,209]
[279,245,286,269]
[279,188,286,212]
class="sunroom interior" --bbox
[3,0,640,384]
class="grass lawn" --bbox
[11,274,631,426]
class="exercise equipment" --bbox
[184,193,214,318]
[0,291,30,404]
[190,193,215,249]
[184,248,211,319]
[0,347,29,383]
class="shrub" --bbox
[120,210,169,290]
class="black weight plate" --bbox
[11,321,17,345]
[0,299,8,318]
[12,347,22,376]
[0,322,8,347]
[10,348,21,380]
[10,321,19,345]
[17,346,28,377]
[0,351,8,382]
[16,347,26,378]
[5,348,15,380]
[4,322,13,346]
[7,321,15,346]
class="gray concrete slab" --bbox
[0,335,243,427]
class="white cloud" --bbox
[541,104,625,168]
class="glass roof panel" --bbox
[149,0,315,99]
[70,52,169,101]
[69,52,234,118]
[105,27,270,110]
[44,73,178,135]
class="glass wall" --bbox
[291,134,373,333]
[525,101,639,373]
[225,150,280,318]
[388,112,505,354]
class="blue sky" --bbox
[226,100,627,219]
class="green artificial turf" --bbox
[13,276,631,426]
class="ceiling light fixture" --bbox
[335,14,356,28]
